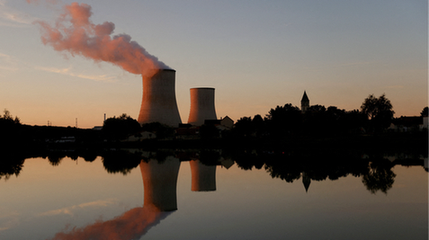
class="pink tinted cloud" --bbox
[48,206,172,240]
[35,2,169,78]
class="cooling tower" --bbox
[140,156,181,211]
[187,87,217,126]
[190,160,216,191]
[138,69,182,127]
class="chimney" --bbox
[187,87,217,126]
[138,69,182,127]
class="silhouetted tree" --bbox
[360,94,394,133]
[102,114,141,140]
[233,116,253,137]
[252,114,265,137]
[1,109,20,124]
[341,109,367,134]
[265,103,302,137]
[307,105,326,112]
[421,107,428,117]
[232,115,266,138]
[0,109,23,146]
[141,122,175,139]
[303,105,328,135]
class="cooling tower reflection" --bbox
[140,156,181,211]
[48,151,222,240]
[190,160,216,191]
[48,157,180,240]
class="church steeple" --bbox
[302,172,311,193]
[301,91,310,112]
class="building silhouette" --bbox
[301,91,310,112]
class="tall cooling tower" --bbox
[187,87,217,126]
[140,157,181,211]
[138,69,182,127]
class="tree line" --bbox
[101,94,406,142]
[1,94,427,147]
[3,147,424,194]
[231,94,426,140]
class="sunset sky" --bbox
[0,0,427,128]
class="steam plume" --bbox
[35,2,169,77]
[48,206,172,240]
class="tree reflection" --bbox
[80,151,98,162]
[229,147,403,194]
[48,154,65,166]
[0,155,24,181]
[2,146,422,196]
[362,160,396,194]
[101,150,141,175]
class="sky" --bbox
[0,0,427,128]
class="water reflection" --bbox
[230,149,427,194]
[0,155,24,181]
[47,151,221,240]
[49,205,170,240]
[1,148,427,195]
[140,156,180,211]
[0,148,427,239]
[102,150,141,175]
[47,156,180,240]
[190,160,216,191]
[362,160,396,194]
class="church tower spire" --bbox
[301,91,310,112]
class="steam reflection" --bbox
[49,205,171,240]
[47,151,222,240]
[0,148,427,240]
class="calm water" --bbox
[0,150,427,240]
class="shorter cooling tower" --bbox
[190,160,216,191]
[138,69,182,127]
[187,87,217,126]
